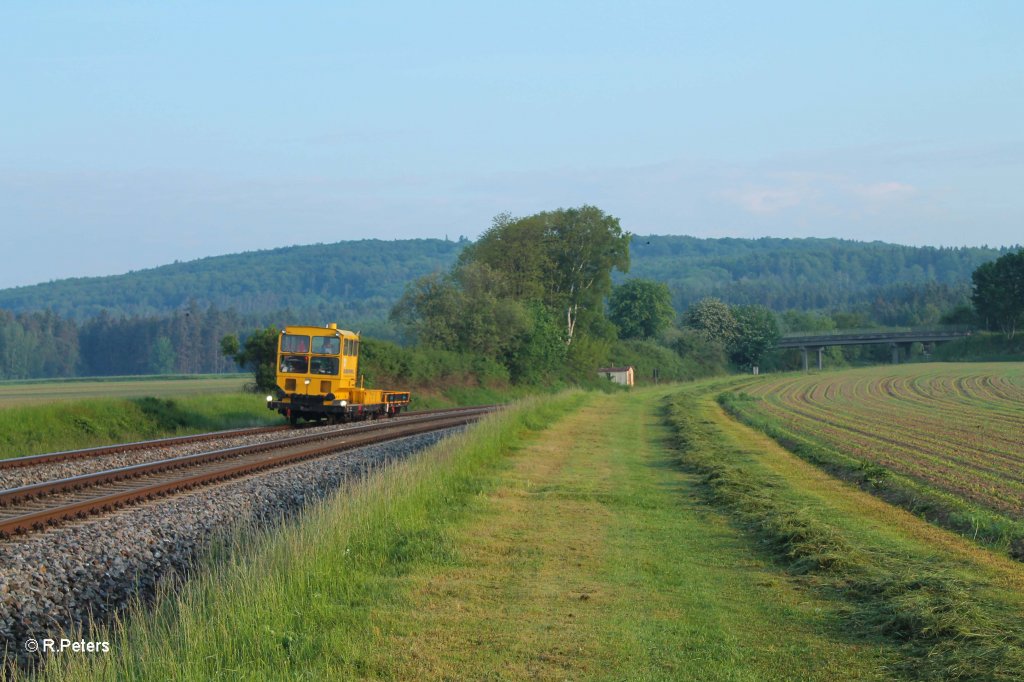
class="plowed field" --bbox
[729,363,1024,518]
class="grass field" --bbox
[0,375,279,459]
[720,363,1024,555]
[36,388,893,680]
[667,379,1024,680]
[24,377,1024,680]
[0,374,252,407]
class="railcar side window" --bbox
[312,336,340,354]
[280,355,309,374]
[281,334,310,353]
[310,357,339,375]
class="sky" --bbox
[1,1,1022,288]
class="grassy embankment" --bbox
[0,393,278,460]
[29,377,1024,679]
[44,386,895,681]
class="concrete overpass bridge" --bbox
[776,328,972,370]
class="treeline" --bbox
[0,304,243,380]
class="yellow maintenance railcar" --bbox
[266,324,410,425]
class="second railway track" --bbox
[0,406,494,538]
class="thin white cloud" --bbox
[850,181,916,201]
[719,186,810,214]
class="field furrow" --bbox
[728,363,1024,519]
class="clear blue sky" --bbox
[2,1,1021,288]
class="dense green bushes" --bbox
[933,331,1024,361]
[360,338,509,388]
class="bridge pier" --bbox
[891,343,900,365]
[801,347,808,371]
[817,347,825,370]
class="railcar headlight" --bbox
[266,395,273,402]
[339,400,347,406]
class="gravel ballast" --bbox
[0,428,460,669]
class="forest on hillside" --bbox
[0,233,1015,381]
[0,236,1009,324]
[0,239,465,322]
[626,236,1007,318]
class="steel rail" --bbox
[0,408,493,537]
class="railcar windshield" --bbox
[343,338,359,356]
[312,336,340,355]
[310,357,339,375]
[280,355,309,374]
[281,334,310,353]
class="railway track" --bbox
[0,407,472,471]
[0,406,493,538]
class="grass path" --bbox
[370,388,891,680]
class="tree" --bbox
[390,206,629,383]
[147,336,176,374]
[460,206,630,344]
[729,305,780,369]
[608,279,676,340]
[682,298,737,344]
[546,206,631,343]
[972,250,1024,338]
[670,329,729,378]
[457,212,551,301]
[390,273,463,349]
[391,263,531,360]
[220,326,279,391]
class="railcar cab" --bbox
[266,324,410,425]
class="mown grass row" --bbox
[667,388,1024,681]
[32,392,589,680]
[719,391,1024,560]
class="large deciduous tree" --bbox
[681,298,779,370]
[682,298,737,344]
[546,206,631,343]
[608,279,676,340]
[392,205,629,383]
[728,304,780,369]
[462,205,630,344]
[972,250,1024,338]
